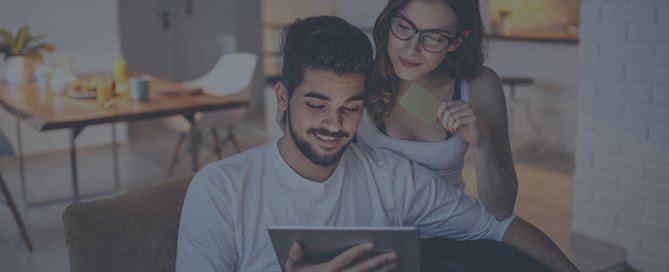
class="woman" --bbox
[359,0,517,220]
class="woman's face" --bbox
[387,0,460,82]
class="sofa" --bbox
[62,173,194,272]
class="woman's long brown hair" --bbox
[366,0,487,125]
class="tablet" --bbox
[268,225,420,271]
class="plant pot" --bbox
[4,56,34,86]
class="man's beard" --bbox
[287,108,351,167]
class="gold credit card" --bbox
[399,83,442,125]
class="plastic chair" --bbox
[162,53,256,177]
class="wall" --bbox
[118,0,237,82]
[118,0,185,81]
[0,0,127,156]
[236,0,265,112]
[181,0,237,81]
[572,1,669,271]
[119,0,264,111]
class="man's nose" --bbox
[321,109,344,131]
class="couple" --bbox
[177,3,577,272]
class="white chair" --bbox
[163,53,257,177]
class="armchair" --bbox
[62,174,194,272]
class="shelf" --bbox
[488,31,578,44]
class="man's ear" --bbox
[275,82,288,130]
[446,30,470,53]
[275,82,288,112]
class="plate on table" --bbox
[67,89,97,99]
[66,82,97,99]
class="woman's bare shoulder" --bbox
[468,66,506,111]
[469,66,502,91]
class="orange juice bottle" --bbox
[112,58,126,82]
[97,81,113,108]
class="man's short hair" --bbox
[281,16,373,98]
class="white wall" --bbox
[0,0,122,75]
[0,0,128,156]
[573,1,669,271]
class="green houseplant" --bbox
[1,25,56,86]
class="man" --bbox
[176,16,577,272]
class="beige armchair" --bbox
[62,173,194,272]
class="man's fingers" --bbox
[285,242,303,271]
[329,242,374,271]
[345,252,398,272]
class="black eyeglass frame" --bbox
[389,14,457,53]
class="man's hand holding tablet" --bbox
[268,226,420,272]
[285,241,398,272]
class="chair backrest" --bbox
[184,53,257,97]
[62,174,194,272]
[190,53,257,129]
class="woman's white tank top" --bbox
[357,79,470,190]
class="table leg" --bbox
[183,113,199,172]
[69,126,84,203]
[15,118,27,202]
[112,123,120,190]
[0,172,33,251]
[14,121,119,206]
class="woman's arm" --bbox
[470,66,518,219]
[437,66,518,219]
[502,217,579,271]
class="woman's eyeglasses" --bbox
[390,15,456,53]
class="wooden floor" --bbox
[463,149,627,271]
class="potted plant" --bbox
[1,26,56,86]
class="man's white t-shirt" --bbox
[176,140,514,271]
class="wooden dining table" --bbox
[0,74,249,205]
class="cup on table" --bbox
[96,81,113,108]
[50,68,76,95]
[130,76,150,102]
[35,66,54,91]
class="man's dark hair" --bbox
[281,16,373,98]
